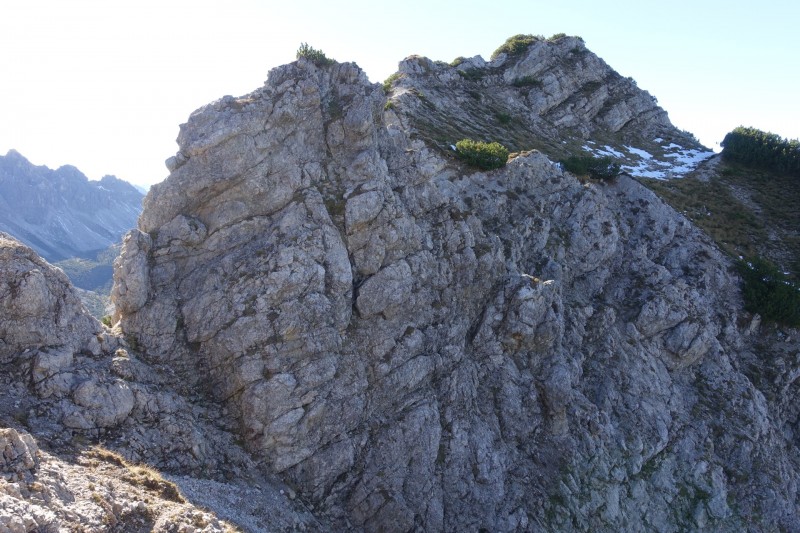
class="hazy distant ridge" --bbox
[0,149,143,261]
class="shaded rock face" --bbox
[0,150,143,262]
[113,51,800,531]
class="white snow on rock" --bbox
[580,139,715,180]
[625,146,653,160]
[599,145,626,158]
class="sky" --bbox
[1,0,798,189]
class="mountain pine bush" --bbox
[296,43,334,67]
[738,257,800,326]
[721,126,800,177]
[560,155,620,180]
[491,34,542,60]
[455,140,509,170]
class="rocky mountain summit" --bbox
[0,150,143,262]
[2,36,800,532]
[388,35,712,179]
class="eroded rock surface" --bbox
[0,234,324,531]
[0,232,100,362]
[388,36,701,176]
[111,46,800,532]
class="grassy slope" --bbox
[641,156,800,279]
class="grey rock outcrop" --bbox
[389,36,699,171]
[0,234,324,531]
[428,37,718,180]
[0,232,100,363]
[112,43,800,532]
[0,425,241,533]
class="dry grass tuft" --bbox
[83,446,185,503]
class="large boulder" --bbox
[0,232,100,364]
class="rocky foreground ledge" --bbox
[0,232,320,531]
[2,38,800,532]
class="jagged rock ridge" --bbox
[0,150,143,262]
[105,38,800,532]
[388,35,710,178]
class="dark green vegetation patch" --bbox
[738,257,800,327]
[560,155,620,180]
[296,42,334,67]
[455,139,509,170]
[644,127,800,326]
[721,126,800,177]
[491,34,542,60]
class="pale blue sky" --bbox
[1,0,798,188]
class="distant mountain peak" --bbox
[0,150,144,262]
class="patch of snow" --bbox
[622,164,667,179]
[580,139,714,180]
[653,137,664,143]
[583,144,626,159]
[600,145,625,158]
[663,148,715,175]
[625,146,653,160]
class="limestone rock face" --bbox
[113,51,800,532]
[391,37,692,161]
[0,232,100,363]
[0,233,324,531]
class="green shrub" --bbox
[455,139,509,170]
[582,80,603,93]
[101,315,114,327]
[738,257,800,326]
[491,34,542,60]
[548,33,567,41]
[721,126,800,176]
[296,42,334,67]
[457,68,485,81]
[450,56,467,67]
[560,155,620,180]
[511,76,542,88]
[495,112,512,125]
[383,72,402,93]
